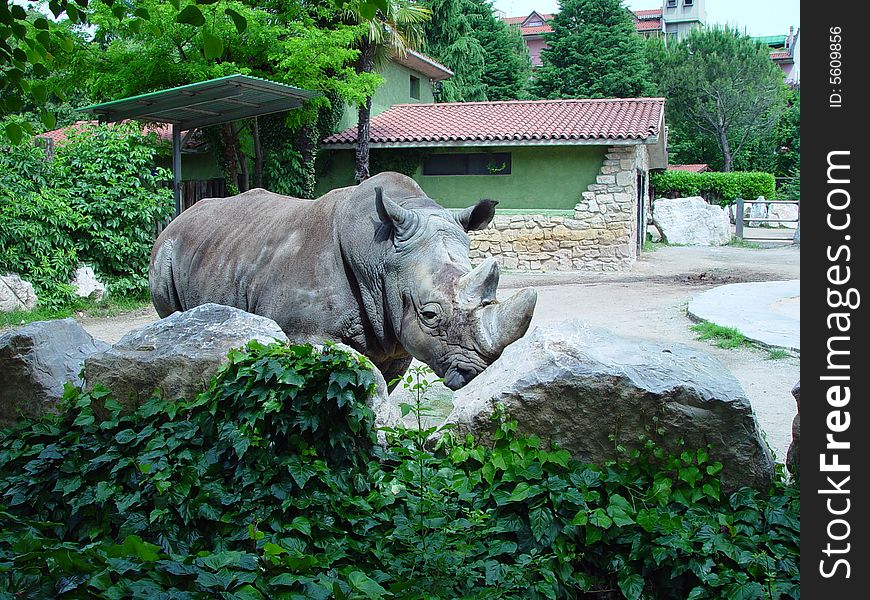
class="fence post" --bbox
[735,198,744,240]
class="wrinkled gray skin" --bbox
[149,172,537,389]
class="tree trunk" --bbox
[297,123,317,199]
[718,128,733,172]
[252,117,264,189]
[355,40,374,184]
[222,123,239,193]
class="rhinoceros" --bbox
[148,171,537,389]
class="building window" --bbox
[423,153,512,176]
[666,0,677,7]
[684,0,694,6]
[409,75,421,100]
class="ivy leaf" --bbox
[225,8,247,34]
[617,571,644,600]
[529,505,554,543]
[5,122,24,144]
[347,571,390,599]
[176,5,206,26]
[202,32,224,59]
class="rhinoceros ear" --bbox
[375,186,418,242]
[455,199,498,232]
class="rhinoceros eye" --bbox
[419,303,442,325]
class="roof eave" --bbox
[323,137,657,150]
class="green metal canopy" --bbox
[78,75,320,216]
[79,74,319,130]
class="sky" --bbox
[491,0,800,37]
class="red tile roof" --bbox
[669,163,711,173]
[323,98,665,146]
[520,24,553,35]
[634,18,663,32]
[769,50,792,60]
[634,8,663,18]
[38,120,180,144]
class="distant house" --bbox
[319,98,668,271]
[755,27,800,85]
[504,0,707,65]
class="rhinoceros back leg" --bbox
[149,238,184,318]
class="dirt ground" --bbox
[78,244,800,463]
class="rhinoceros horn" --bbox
[376,187,419,243]
[459,258,537,356]
[479,287,537,356]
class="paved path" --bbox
[688,280,800,352]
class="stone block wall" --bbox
[469,145,646,272]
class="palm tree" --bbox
[346,1,430,183]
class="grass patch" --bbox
[643,239,668,252]
[766,348,791,360]
[0,292,150,329]
[728,238,763,249]
[691,321,748,349]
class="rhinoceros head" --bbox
[374,186,537,390]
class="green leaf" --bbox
[529,505,554,542]
[588,508,612,529]
[176,5,206,26]
[617,572,644,600]
[5,122,24,144]
[224,8,247,34]
[348,571,390,599]
[115,429,137,444]
[202,32,224,59]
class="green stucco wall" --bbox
[334,61,437,133]
[416,146,606,210]
[157,151,224,181]
[314,145,607,210]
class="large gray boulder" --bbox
[786,381,800,476]
[0,318,110,426]
[443,321,774,491]
[0,274,37,313]
[83,303,289,414]
[653,197,732,246]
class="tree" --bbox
[346,0,429,183]
[530,0,653,100]
[0,0,390,144]
[651,26,786,172]
[466,0,531,101]
[422,0,485,103]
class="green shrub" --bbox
[651,170,776,205]
[0,187,87,308]
[0,124,173,303]
[51,123,174,296]
[0,342,799,599]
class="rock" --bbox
[747,197,769,228]
[0,274,37,313]
[71,266,107,301]
[647,224,662,243]
[83,303,289,414]
[786,381,800,476]
[653,197,732,246]
[443,321,774,491]
[0,318,110,426]
[768,203,799,229]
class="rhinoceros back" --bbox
[148,187,353,338]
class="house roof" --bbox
[506,9,664,37]
[634,8,663,19]
[322,97,665,148]
[393,49,454,81]
[669,163,711,173]
[634,18,663,32]
[37,120,204,151]
[769,50,792,61]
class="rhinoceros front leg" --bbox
[378,356,414,392]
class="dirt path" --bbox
[78,244,800,462]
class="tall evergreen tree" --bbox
[531,0,653,99]
[422,0,486,102]
[467,0,532,100]
[650,26,786,172]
